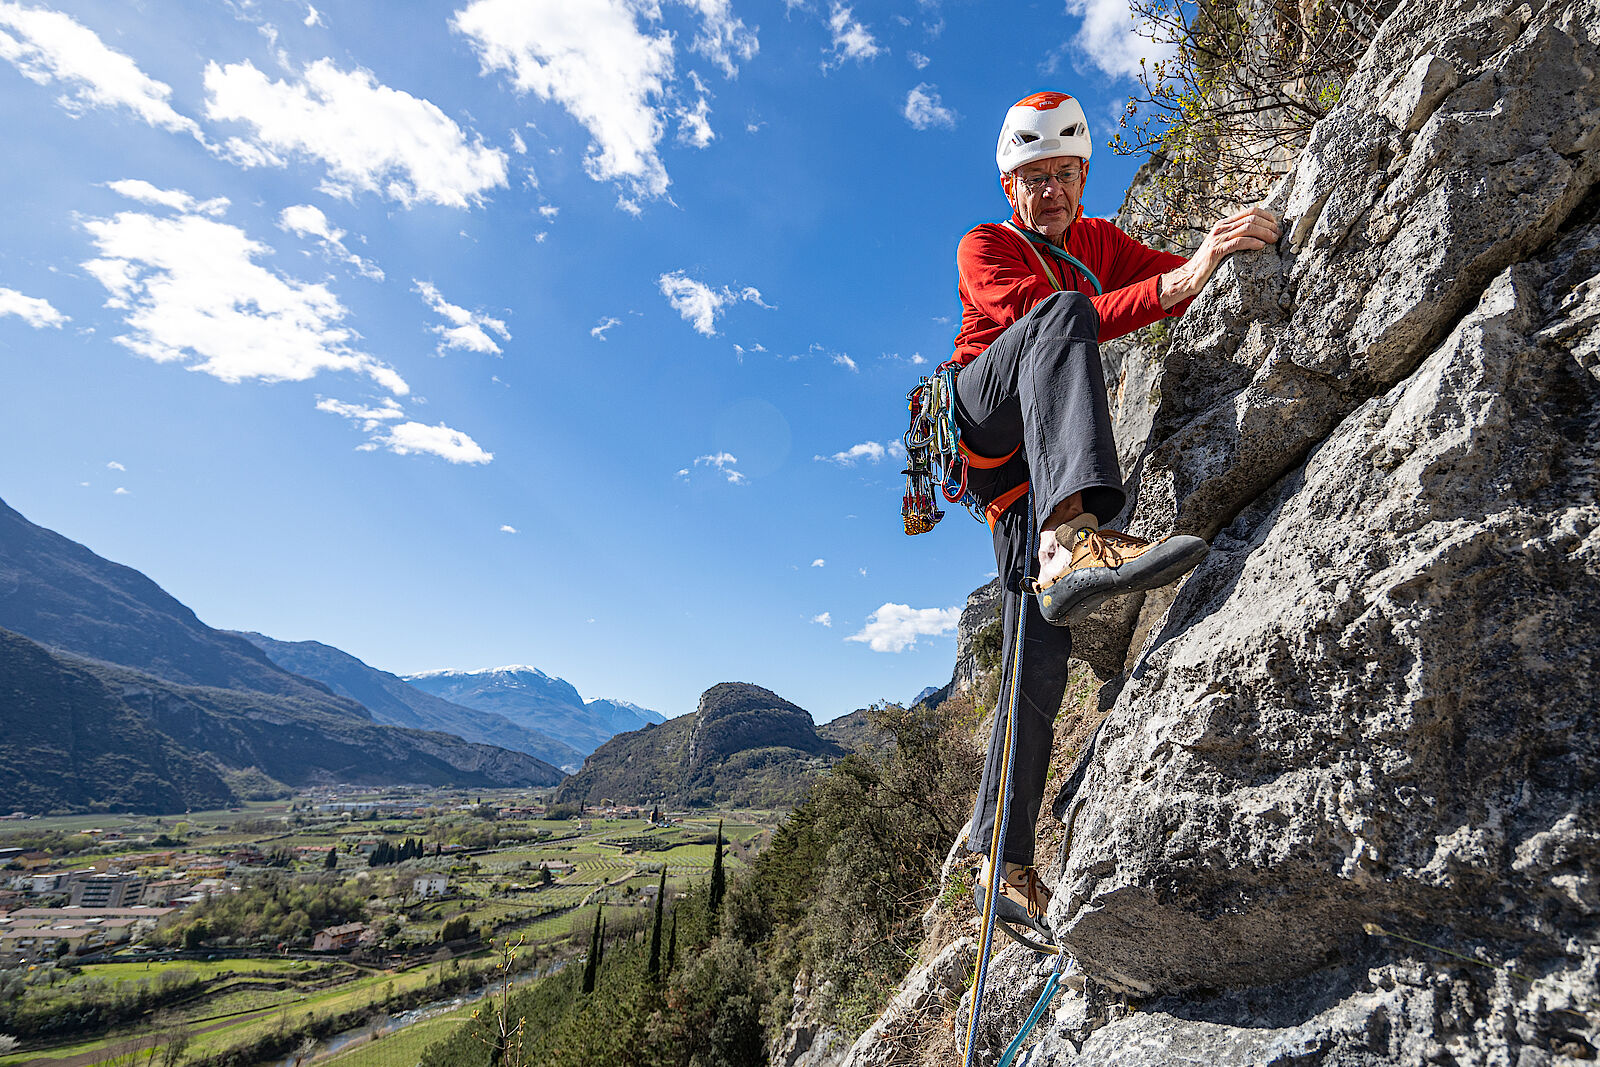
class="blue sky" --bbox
[0,0,1162,722]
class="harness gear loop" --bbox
[902,364,987,534]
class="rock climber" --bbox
[955,91,1280,942]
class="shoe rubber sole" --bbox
[1037,534,1210,628]
[973,881,1058,954]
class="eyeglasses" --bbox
[1016,167,1083,192]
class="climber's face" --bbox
[1009,155,1087,240]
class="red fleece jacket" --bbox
[951,212,1192,366]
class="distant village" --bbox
[0,788,680,965]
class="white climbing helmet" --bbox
[995,91,1093,174]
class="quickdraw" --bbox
[902,364,983,535]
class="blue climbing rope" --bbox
[962,493,1039,1067]
[998,958,1066,1067]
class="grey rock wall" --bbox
[952,0,1600,1060]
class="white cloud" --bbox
[0,3,201,136]
[591,316,621,340]
[847,603,961,653]
[371,420,494,464]
[538,204,560,219]
[279,203,383,280]
[0,286,68,328]
[1058,0,1167,81]
[833,353,858,372]
[826,3,883,64]
[106,460,125,471]
[510,129,528,154]
[315,395,405,429]
[903,82,956,130]
[414,280,511,356]
[811,558,825,567]
[82,194,407,394]
[204,58,508,209]
[304,4,324,27]
[812,612,832,627]
[815,441,891,466]
[677,94,714,148]
[500,524,518,533]
[681,0,759,78]
[113,486,130,495]
[658,271,769,337]
[693,451,746,484]
[452,0,677,204]
[881,350,928,365]
[104,180,229,217]
[907,50,930,69]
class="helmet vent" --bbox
[1013,131,1040,145]
[1060,124,1082,138]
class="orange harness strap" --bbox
[986,482,1030,529]
[958,440,1021,470]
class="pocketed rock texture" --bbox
[847,0,1600,1061]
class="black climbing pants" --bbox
[956,290,1126,868]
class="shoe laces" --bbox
[1071,527,1150,568]
[1002,865,1051,919]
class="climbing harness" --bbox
[902,364,984,534]
[962,494,1065,1067]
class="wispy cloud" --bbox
[0,286,68,329]
[104,180,228,217]
[811,558,825,567]
[692,451,746,484]
[815,440,903,466]
[453,0,677,209]
[367,421,493,464]
[682,0,759,78]
[414,280,510,356]
[591,316,621,341]
[205,58,508,209]
[106,461,125,471]
[279,204,383,280]
[833,353,858,372]
[903,83,956,130]
[1055,0,1168,80]
[0,3,201,137]
[907,50,930,70]
[826,2,883,65]
[317,397,490,464]
[82,188,406,394]
[812,612,832,627]
[499,524,518,533]
[658,272,769,337]
[847,603,960,653]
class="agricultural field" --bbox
[0,791,778,1067]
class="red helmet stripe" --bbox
[1013,91,1073,111]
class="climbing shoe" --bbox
[1034,526,1209,628]
[974,862,1058,953]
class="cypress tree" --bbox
[708,820,726,932]
[647,869,666,980]
[581,905,603,994]
[323,847,337,870]
[666,912,677,974]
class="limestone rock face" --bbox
[955,0,1600,1059]
[949,579,1002,695]
[684,682,833,769]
